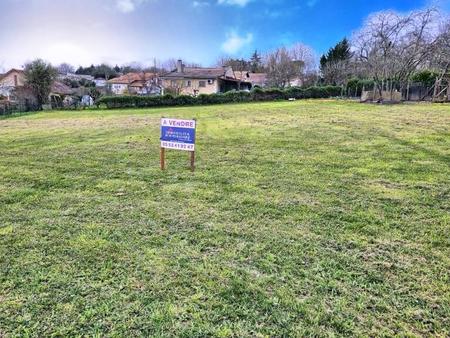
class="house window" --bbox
[208,79,214,85]
[14,75,18,87]
[199,81,206,88]
[185,80,191,87]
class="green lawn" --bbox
[0,100,449,337]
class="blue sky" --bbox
[0,0,449,70]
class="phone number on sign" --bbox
[161,141,195,151]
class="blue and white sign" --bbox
[160,118,196,151]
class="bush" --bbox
[411,70,438,87]
[97,85,342,109]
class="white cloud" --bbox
[221,30,253,54]
[218,0,253,7]
[115,0,149,13]
[193,1,210,7]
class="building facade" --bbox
[0,69,26,99]
[161,60,251,96]
[107,72,160,95]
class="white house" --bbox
[94,78,107,87]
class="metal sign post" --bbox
[160,118,196,171]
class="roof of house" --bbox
[129,80,147,88]
[0,68,25,81]
[51,81,74,95]
[234,72,268,85]
[162,67,229,79]
[108,72,158,84]
[63,73,95,81]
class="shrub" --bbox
[97,85,342,109]
[411,70,438,87]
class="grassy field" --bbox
[0,100,449,337]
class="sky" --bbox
[0,0,449,71]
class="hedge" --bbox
[97,86,342,109]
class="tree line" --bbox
[321,8,450,96]
[217,44,316,88]
[21,6,450,107]
[221,7,450,93]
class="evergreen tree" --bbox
[320,38,352,73]
[320,38,353,84]
[250,50,263,72]
[328,38,352,62]
[75,66,84,75]
[24,59,57,107]
[319,55,328,72]
[74,64,119,79]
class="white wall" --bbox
[110,83,128,95]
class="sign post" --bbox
[160,118,196,171]
[160,147,165,170]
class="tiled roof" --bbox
[108,72,158,84]
[162,67,227,79]
[0,68,25,81]
[51,81,74,95]
[129,80,147,88]
[234,72,267,85]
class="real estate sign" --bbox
[160,118,196,151]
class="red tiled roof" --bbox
[108,72,158,84]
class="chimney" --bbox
[176,59,183,73]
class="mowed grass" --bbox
[0,100,449,337]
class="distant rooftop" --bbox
[162,67,229,79]
[0,68,24,81]
[51,81,74,95]
[108,72,158,84]
[234,72,268,85]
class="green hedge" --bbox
[97,86,342,109]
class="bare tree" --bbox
[430,20,450,74]
[290,43,316,74]
[216,57,248,71]
[265,47,297,88]
[265,43,317,88]
[185,62,202,68]
[57,63,75,75]
[352,8,440,99]
[162,59,178,71]
[162,59,201,71]
[429,19,450,99]
[321,60,353,86]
